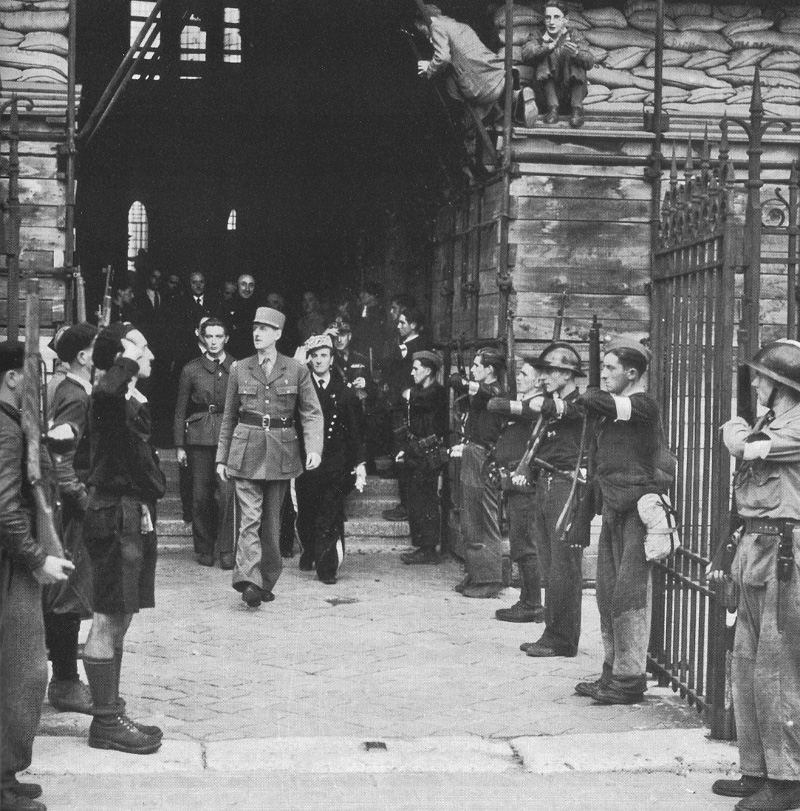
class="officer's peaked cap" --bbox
[253,307,285,330]
[749,340,800,393]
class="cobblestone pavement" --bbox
[41,549,703,743]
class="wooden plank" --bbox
[516,315,649,341]
[511,174,652,201]
[0,153,57,180]
[516,291,650,324]
[0,277,63,297]
[20,204,65,229]
[513,264,649,295]
[515,162,649,179]
[18,178,65,207]
[513,195,651,223]
[513,221,651,268]
[15,225,63,252]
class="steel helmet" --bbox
[531,342,585,377]
[748,340,800,393]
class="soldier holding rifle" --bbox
[488,343,589,654]
[709,340,800,811]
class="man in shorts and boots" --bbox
[82,324,166,753]
[43,323,97,715]
[1,341,74,811]
[575,339,662,703]
[710,340,800,811]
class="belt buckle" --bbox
[261,415,271,430]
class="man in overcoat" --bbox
[216,307,323,608]
[174,318,235,569]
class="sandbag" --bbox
[605,45,649,69]
[0,1,22,10]
[584,27,654,49]
[589,64,654,89]
[0,65,21,81]
[634,65,731,89]
[18,31,68,57]
[644,87,690,103]
[584,84,612,104]
[664,2,711,16]
[685,86,737,103]
[497,26,537,46]
[644,49,690,67]
[624,0,656,15]
[713,5,761,21]
[707,67,800,89]
[761,50,800,71]
[0,27,22,44]
[721,18,774,38]
[674,15,726,32]
[608,86,650,102]
[588,101,645,114]
[778,17,800,35]
[27,0,69,7]
[588,45,608,62]
[682,50,728,70]
[764,102,800,120]
[663,101,751,117]
[0,10,68,32]
[727,48,767,70]
[762,86,800,104]
[0,47,67,75]
[19,66,66,82]
[566,12,591,30]
[663,29,731,52]
[493,6,541,27]
[725,30,800,55]
[628,11,676,32]
[581,7,628,28]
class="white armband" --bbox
[743,432,772,461]
[610,394,632,421]
[509,401,523,416]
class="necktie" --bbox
[195,296,201,305]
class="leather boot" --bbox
[114,649,162,739]
[543,108,559,125]
[569,106,585,128]
[496,558,544,622]
[736,780,800,811]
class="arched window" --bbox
[128,201,149,265]
[227,209,237,231]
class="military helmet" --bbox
[748,339,800,393]
[532,342,585,377]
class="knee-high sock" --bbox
[83,657,118,717]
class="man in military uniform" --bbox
[296,333,366,584]
[710,340,800,811]
[216,307,323,608]
[173,318,235,569]
[490,343,589,655]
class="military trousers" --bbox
[460,442,504,585]
[405,466,441,551]
[595,505,651,693]
[232,478,288,595]
[186,446,234,558]
[732,530,800,781]
[0,557,47,788]
[530,478,582,655]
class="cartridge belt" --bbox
[238,412,294,430]
[745,518,800,535]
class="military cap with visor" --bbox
[253,306,285,330]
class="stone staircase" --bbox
[156,450,410,552]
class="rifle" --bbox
[98,264,114,327]
[506,305,517,399]
[22,278,64,558]
[75,266,87,322]
[552,291,568,341]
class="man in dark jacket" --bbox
[521,1,595,127]
[43,323,98,716]
[398,351,448,565]
[82,324,166,754]
[174,318,235,569]
[0,341,73,811]
[296,334,366,584]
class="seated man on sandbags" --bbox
[522,1,595,128]
[415,4,534,128]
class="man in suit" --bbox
[296,333,366,584]
[174,318,235,570]
[216,307,323,608]
[226,274,259,360]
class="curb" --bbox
[28,729,738,776]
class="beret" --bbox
[606,337,652,365]
[93,322,136,371]
[55,322,98,363]
[413,349,442,371]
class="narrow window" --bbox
[130,1,160,79]
[227,209,237,231]
[223,7,241,63]
[181,14,206,62]
[128,201,149,264]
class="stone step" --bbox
[344,496,399,517]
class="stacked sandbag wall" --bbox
[495,1,800,121]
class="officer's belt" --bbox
[187,403,222,416]
[238,411,294,430]
[745,517,800,535]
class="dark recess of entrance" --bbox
[73,0,490,312]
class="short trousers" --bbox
[83,492,157,614]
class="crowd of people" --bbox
[3,272,800,810]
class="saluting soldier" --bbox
[296,333,366,584]
[173,318,235,570]
[710,341,800,811]
[216,307,323,608]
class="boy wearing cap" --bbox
[43,323,98,716]
[82,324,166,754]
[575,339,662,704]
[0,341,74,811]
[398,350,448,565]
[216,307,323,607]
[296,334,366,584]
